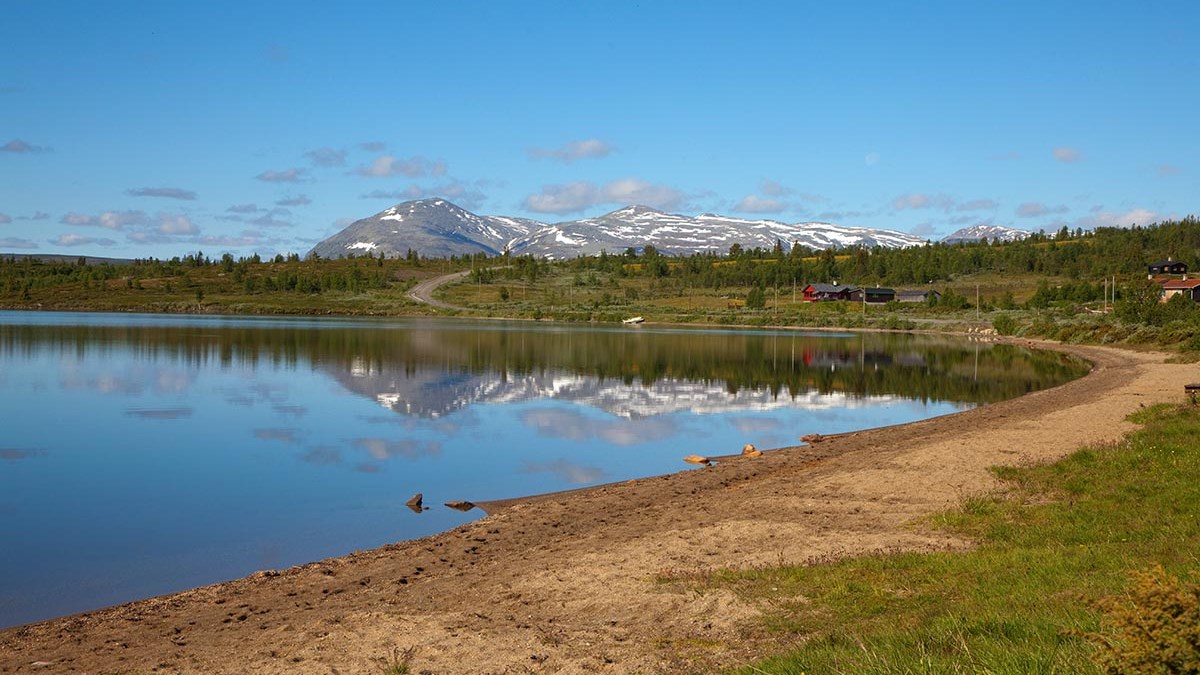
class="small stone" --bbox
[405,493,424,513]
[683,454,711,465]
[445,500,476,512]
[801,433,825,444]
[741,444,762,458]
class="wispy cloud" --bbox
[304,147,346,167]
[734,195,787,213]
[360,180,486,210]
[955,199,998,212]
[523,178,685,215]
[51,234,117,247]
[126,187,197,200]
[0,213,10,224]
[1,139,51,154]
[276,194,312,207]
[1073,208,1161,229]
[1015,202,1070,218]
[528,138,614,163]
[1053,146,1082,163]
[354,155,446,178]
[266,44,288,63]
[1157,164,1181,177]
[227,203,261,214]
[255,167,308,183]
[892,193,954,211]
[360,141,387,152]
[0,237,37,249]
[61,210,148,230]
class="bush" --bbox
[992,313,1018,336]
[1091,566,1200,674]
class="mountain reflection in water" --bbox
[0,312,1087,629]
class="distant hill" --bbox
[942,224,1030,244]
[0,253,136,266]
[308,199,930,260]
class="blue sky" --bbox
[2,1,1197,258]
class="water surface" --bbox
[0,311,1087,627]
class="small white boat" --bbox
[622,316,645,325]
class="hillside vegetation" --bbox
[4,216,1200,350]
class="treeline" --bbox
[539,216,1200,289]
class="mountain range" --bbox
[309,198,1029,260]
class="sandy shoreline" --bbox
[0,340,1191,674]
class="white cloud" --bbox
[529,138,614,163]
[61,210,148,230]
[892,193,955,211]
[1077,208,1161,229]
[155,213,198,235]
[864,152,880,167]
[354,155,445,178]
[523,181,598,214]
[523,178,686,215]
[734,195,787,213]
[52,234,116,247]
[255,168,307,183]
[1053,146,1082,163]
[1016,202,1070,218]
[603,178,683,210]
[127,187,197,200]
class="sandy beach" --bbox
[0,341,1190,674]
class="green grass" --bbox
[658,403,1200,674]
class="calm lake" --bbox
[0,311,1088,628]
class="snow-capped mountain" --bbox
[941,224,1030,244]
[308,199,929,260]
[310,199,541,259]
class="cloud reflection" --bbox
[729,416,782,435]
[254,428,302,444]
[519,407,679,446]
[300,446,341,465]
[59,364,195,396]
[521,459,606,485]
[0,448,44,461]
[273,405,308,417]
[126,407,193,420]
[352,437,442,460]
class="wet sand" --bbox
[0,341,1190,674]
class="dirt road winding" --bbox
[406,270,470,311]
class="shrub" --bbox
[992,313,1018,336]
[1090,566,1200,674]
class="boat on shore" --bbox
[622,316,645,325]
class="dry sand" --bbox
[0,341,1191,674]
